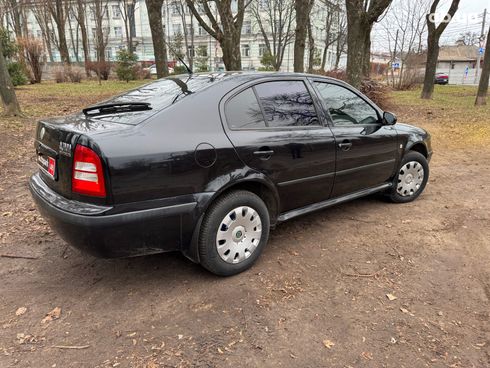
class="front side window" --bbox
[225,88,265,130]
[314,82,379,126]
[254,81,319,128]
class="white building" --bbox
[5,1,343,72]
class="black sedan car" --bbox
[30,72,432,276]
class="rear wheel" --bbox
[388,151,429,203]
[198,190,270,276]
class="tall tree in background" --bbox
[0,40,21,116]
[345,0,392,88]
[47,0,71,64]
[251,0,295,71]
[146,0,168,77]
[117,0,137,54]
[32,2,55,63]
[294,0,315,72]
[420,0,460,99]
[186,0,250,71]
[380,0,429,89]
[73,0,91,76]
[176,0,194,70]
[93,0,110,66]
[475,26,490,106]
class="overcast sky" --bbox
[372,0,490,52]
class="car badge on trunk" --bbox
[59,141,72,157]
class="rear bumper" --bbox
[29,173,202,258]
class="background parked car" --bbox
[148,64,174,75]
[435,72,449,85]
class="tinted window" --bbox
[254,81,319,128]
[314,83,379,126]
[225,88,266,129]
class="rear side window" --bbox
[254,81,319,128]
[225,88,266,129]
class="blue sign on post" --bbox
[480,47,485,55]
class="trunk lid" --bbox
[35,114,132,200]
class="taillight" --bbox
[72,145,106,197]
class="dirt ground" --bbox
[0,83,489,368]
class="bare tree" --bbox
[31,2,55,63]
[4,0,27,65]
[0,40,21,116]
[251,0,295,71]
[186,0,250,71]
[175,1,194,69]
[19,37,44,83]
[73,0,91,76]
[117,0,136,53]
[92,0,110,65]
[458,31,480,46]
[294,0,315,72]
[380,0,429,89]
[421,0,460,99]
[146,0,169,77]
[47,0,71,64]
[345,0,392,88]
[475,26,490,106]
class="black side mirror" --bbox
[383,111,397,125]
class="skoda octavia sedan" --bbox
[30,72,432,276]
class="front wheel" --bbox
[388,151,429,203]
[198,190,270,276]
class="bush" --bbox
[134,64,151,80]
[8,62,28,86]
[53,67,66,83]
[115,49,138,82]
[67,67,83,83]
[18,37,44,83]
[87,60,111,80]
[172,65,188,75]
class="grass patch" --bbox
[390,85,490,150]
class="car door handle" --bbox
[253,150,274,155]
[338,140,352,151]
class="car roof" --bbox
[170,71,342,85]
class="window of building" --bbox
[242,20,252,34]
[241,44,250,57]
[188,46,195,57]
[173,23,182,35]
[112,5,121,19]
[114,26,123,38]
[259,44,266,57]
[254,81,320,128]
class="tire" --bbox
[198,190,270,276]
[388,151,429,203]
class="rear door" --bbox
[221,78,336,212]
[311,79,398,197]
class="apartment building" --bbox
[10,1,343,72]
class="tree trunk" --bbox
[55,0,70,64]
[220,32,242,71]
[146,0,168,78]
[0,42,22,116]
[307,18,315,73]
[421,0,460,99]
[294,0,314,72]
[361,24,373,78]
[346,13,369,88]
[421,33,439,99]
[475,26,490,106]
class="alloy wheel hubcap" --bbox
[397,161,424,197]
[216,206,262,264]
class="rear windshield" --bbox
[89,74,225,125]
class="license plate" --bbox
[38,154,56,179]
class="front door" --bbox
[222,79,336,212]
[312,80,398,197]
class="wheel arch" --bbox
[407,142,429,158]
[183,176,280,264]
